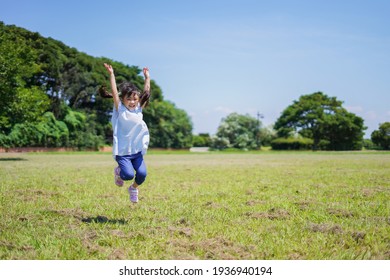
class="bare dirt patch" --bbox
[167,236,254,260]
[307,223,343,234]
[327,208,354,218]
[246,208,290,220]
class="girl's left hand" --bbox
[104,63,114,75]
[143,67,150,79]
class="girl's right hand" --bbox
[104,63,114,74]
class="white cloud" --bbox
[214,106,234,114]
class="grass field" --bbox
[0,150,389,260]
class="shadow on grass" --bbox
[0,157,27,161]
[81,215,127,225]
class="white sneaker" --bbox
[114,166,124,187]
[128,186,139,203]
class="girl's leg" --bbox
[115,155,135,181]
[131,153,147,188]
[116,153,146,203]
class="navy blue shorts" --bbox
[115,152,147,185]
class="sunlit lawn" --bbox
[0,150,389,259]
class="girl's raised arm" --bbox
[143,67,150,93]
[140,67,151,108]
[104,63,120,111]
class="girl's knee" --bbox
[138,169,147,179]
[135,170,147,185]
[120,169,135,181]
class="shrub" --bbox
[271,137,313,150]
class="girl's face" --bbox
[123,93,139,110]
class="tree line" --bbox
[1,22,388,151]
[209,92,389,150]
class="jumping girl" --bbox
[102,63,151,203]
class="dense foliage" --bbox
[371,122,390,150]
[270,137,313,150]
[0,22,192,149]
[274,92,366,150]
[192,133,211,147]
[210,113,272,150]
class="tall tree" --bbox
[371,122,390,150]
[0,24,50,133]
[144,100,193,148]
[274,92,366,150]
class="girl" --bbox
[103,63,151,203]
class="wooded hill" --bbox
[0,22,193,150]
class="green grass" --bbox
[0,151,389,260]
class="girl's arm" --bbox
[143,67,150,93]
[104,63,120,111]
[140,67,151,108]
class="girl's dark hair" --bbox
[98,85,112,98]
[98,82,150,108]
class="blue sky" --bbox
[1,0,389,137]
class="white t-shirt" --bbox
[111,102,150,157]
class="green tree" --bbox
[371,122,390,150]
[211,113,261,150]
[143,101,193,149]
[274,92,365,150]
[63,108,104,150]
[192,133,211,147]
[258,125,277,147]
[7,112,68,147]
[0,23,50,133]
